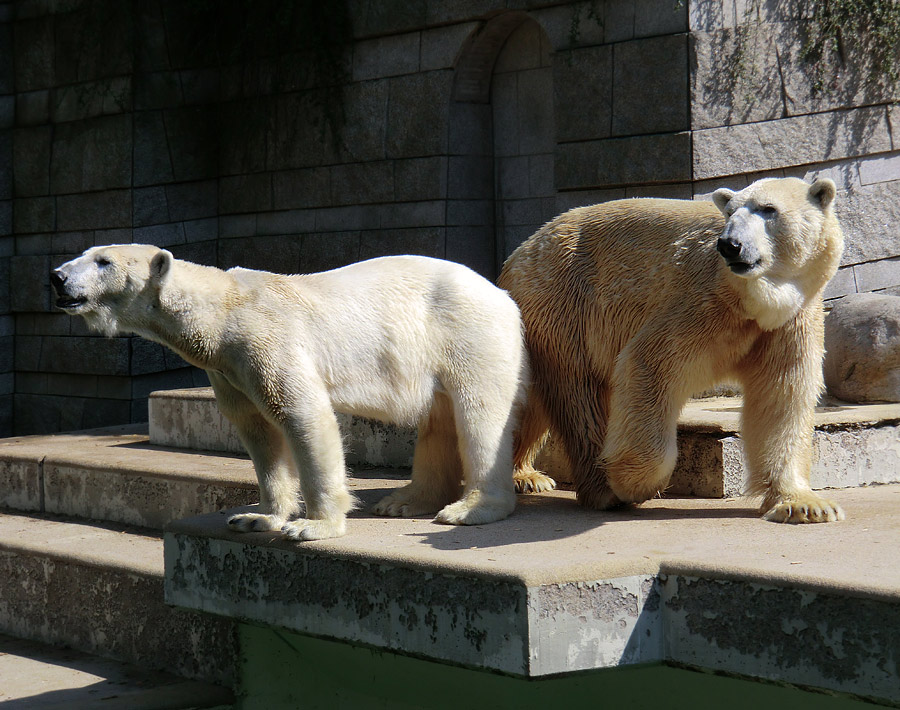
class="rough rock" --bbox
[824,293,900,402]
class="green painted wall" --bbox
[235,624,882,710]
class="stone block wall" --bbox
[689,1,900,302]
[3,0,898,436]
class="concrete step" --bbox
[166,482,900,705]
[0,425,258,530]
[0,634,233,709]
[0,511,236,687]
[150,387,900,497]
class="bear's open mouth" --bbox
[727,259,761,275]
[55,296,87,310]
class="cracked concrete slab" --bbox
[165,483,900,701]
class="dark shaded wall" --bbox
[3,0,899,436]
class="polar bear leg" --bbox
[740,321,844,524]
[542,371,619,509]
[278,398,355,541]
[511,389,556,494]
[208,372,300,533]
[602,349,680,506]
[433,385,517,526]
[373,393,463,518]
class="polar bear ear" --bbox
[809,178,836,211]
[149,249,173,282]
[712,188,736,215]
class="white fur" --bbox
[53,246,528,540]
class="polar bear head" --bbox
[51,244,173,337]
[712,177,843,329]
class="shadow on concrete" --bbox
[347,483,759,549]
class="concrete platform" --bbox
[0,511,236,686]
[150,388,900,497]
[0,634,232,710]
[0,426,258,530]
[165,481,900,704]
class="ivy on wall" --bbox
[799,0,900,93]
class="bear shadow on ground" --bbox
[348,484,761,550]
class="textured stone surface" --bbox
[149,389,900,497]
[824,293,900,402]
[0,635,234,710]
[557,132,692,189]
[0,512,236,686]
[693,107,893,179]
[836,180,900,266]
[150,388,416,468]
[613,35,689,136]
[554,45,612,143]
[165,484,900,700]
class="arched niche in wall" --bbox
[446,12,555,279]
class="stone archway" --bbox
[446,12,555,279]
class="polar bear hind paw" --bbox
[281,517,347,541]
[514,468,557,494]
[227,512,286,532]
[434,490,516,525]
[762,494,845,524]
[373,487,444,518]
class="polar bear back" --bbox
[222,255,525,425]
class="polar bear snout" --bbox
[717,231,762,276]
[50,267,86,310]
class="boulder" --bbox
[824,293,900,402]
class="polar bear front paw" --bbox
[762,494,845,524]
[227,512,286,532]
[434,490,516,526]
[281,517,347,541]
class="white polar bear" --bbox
[51,245,528,541]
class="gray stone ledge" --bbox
[164,484,900,701]
[149,389,900,497]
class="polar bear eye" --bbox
[759,205,777,218]
[95,256,111,267]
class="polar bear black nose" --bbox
[50,270,66,294]
[717,236,742,260]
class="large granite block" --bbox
[12,126,50,197]
[353,32,420,81]
[329,161,394,205]
[133,111,174,186]
[272,167,331,211]
[56,189,131,230]
[690,27,782,130]
[835,180,900,266]
[13,196,54,234]
[358,226,443,260]
[165,107,217,182]
[421,23,478,71]
[51,76,132,123]
[300,231,361,273]
[554,45,612,143]
[394,157,447,202]
[556,132,692,189]
[13,17,53,92]
[613,35,689,136]
[386,71,451,158]
[16,334,130,375]
[693,107,893,179]
[218,173,273,215]
[9,254,49,312]
[50,115,132,194]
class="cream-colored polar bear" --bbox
[52,246,527,540]
[499,177,844,523]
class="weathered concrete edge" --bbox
[163,532,899,702]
